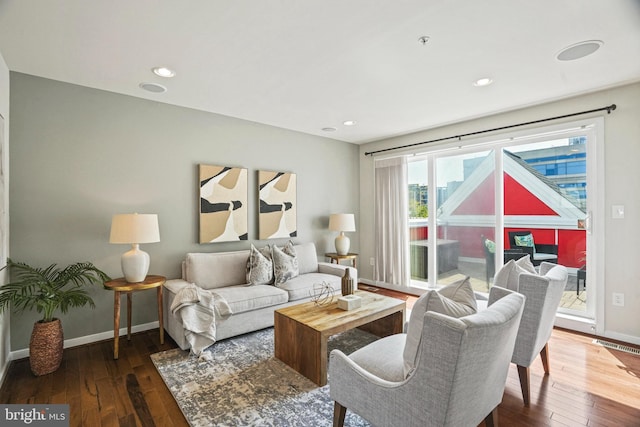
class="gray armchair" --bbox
[329,288,525,427]
[491,262,568,406]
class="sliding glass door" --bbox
[434,150,495,292]
[404,120,599,323]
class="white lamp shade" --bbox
[110,213,160,283]
[110,214,160,244]
[328,214,356,232]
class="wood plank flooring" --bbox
[1,287,639,426]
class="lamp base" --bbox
[121,244,150,283]
[335,232,350,256]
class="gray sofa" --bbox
[163,242,357,350]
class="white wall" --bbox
[359,82,640,343]
[0,52,10,382]
[9,73,360,351]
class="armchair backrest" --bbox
[411,288,525,426]
[510,263,567,366]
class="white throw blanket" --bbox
[170,283,233,360]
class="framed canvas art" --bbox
[258,170,297,239]
[199,164,248,243]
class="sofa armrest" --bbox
[164,278,194,294]
[317,262,358,283]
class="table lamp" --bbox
[329,213,356,255]
[109,213,160,283]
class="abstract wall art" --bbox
[258,170,297,239]
[199,164,248,243]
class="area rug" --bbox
[151,328,378,426]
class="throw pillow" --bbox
[402,276,477,377]
[493,258,535,291]
[514,233,535,249]
[272,240,299,285]
[516,254,536,274]
[246,244,273,285]
[484,238,496,254]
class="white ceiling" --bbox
[1,0,639,144]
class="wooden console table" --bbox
[103,275,166,359]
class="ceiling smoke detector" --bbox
[139,82,167,93]
[557,40,603,61]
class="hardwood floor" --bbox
[1,288,639,426]
[0,330,188,427]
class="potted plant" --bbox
[0,259,110,376]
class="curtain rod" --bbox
[364,104,617,156]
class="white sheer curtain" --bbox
[374,156,410,287]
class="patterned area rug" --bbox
[151,327,378,426]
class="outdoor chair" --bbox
[508,231,558,266]
[493,261,568,406]
[329,287,525,427]
[482,235,530,285]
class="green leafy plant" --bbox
[0,259,110,323]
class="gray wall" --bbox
[9,72,359,350]
[0,52,10,377]
[359,82,640,343]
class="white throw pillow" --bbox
[246,244,273,285]
[402,277,477,377]
[516,255,536,274]
[494,257,535,291]
[272,240,299,285]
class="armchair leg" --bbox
[540,343,550,374]
[484,407,499,427]
[517,365,531,406]
[333,401,347,427]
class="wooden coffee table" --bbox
[274,290,405,386]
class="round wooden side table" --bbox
[325,252,358,268]
[103,275,166,359]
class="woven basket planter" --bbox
[29,319,64,376]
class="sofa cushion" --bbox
[277,272,341,301]
[272,241,299,285]
[295,242,319,274]
[212,284,289,314]
[402,277,477,377]
[246,244,274,285]
[185,251,249,289]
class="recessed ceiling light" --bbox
[473,77,493,87]
[557,40,603,61]
[343,120,356,126]
[322,127,337,132]
[152,66,176,78]
[139,82,167,93]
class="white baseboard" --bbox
[9,321,160,361]
[602,330,640,346]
